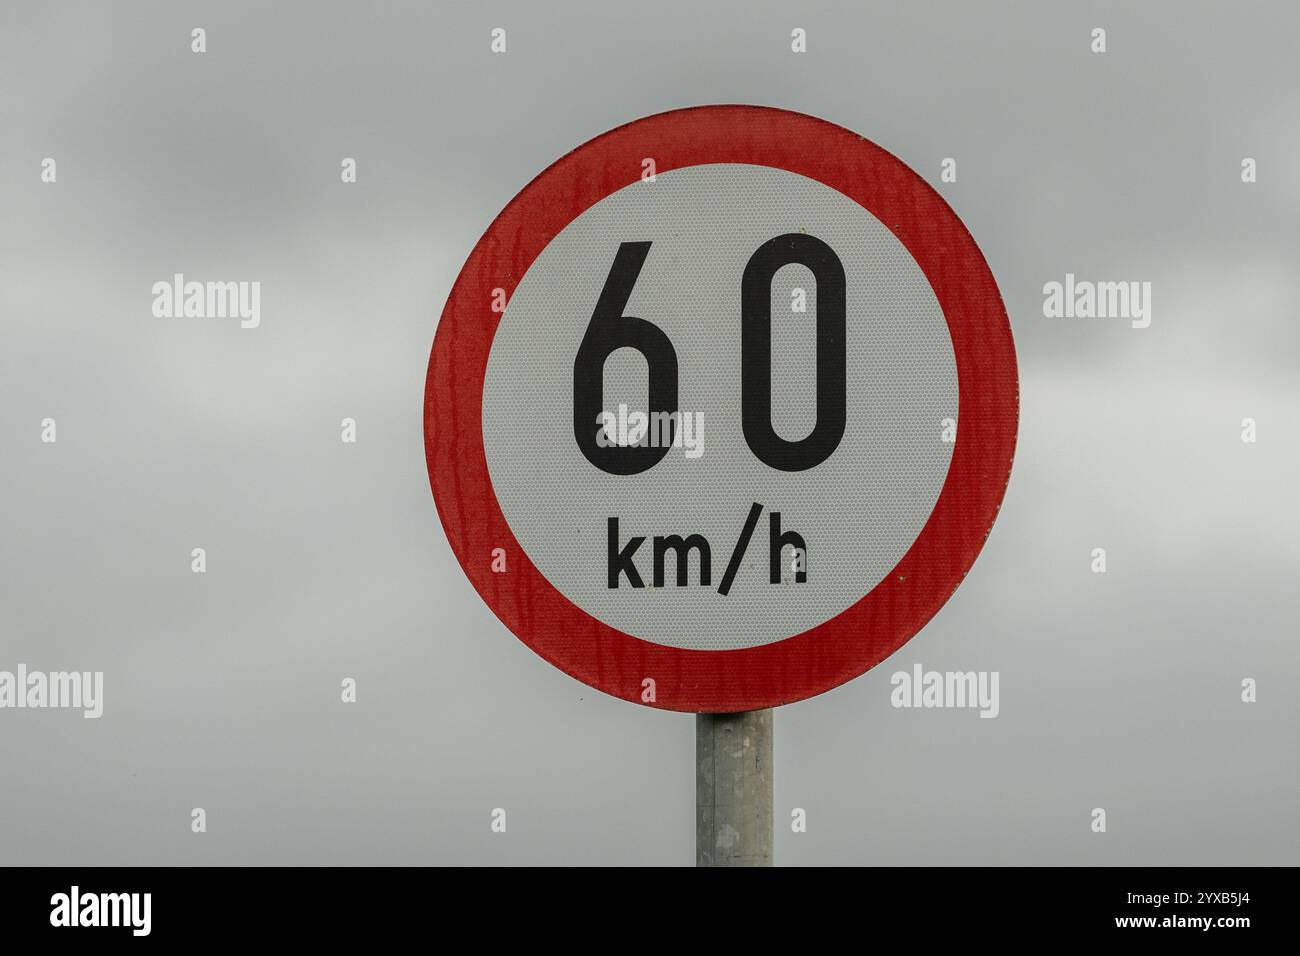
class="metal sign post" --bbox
[697,711,773,867]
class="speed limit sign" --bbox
[425,105,1017,712]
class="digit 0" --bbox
[740,233,847,471]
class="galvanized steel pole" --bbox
[695,710,773,866]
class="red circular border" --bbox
[425,106,1017,713]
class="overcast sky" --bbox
[1,0,1297,865]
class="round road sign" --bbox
[425,105,1017,712]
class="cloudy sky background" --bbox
[1,0,1297,864]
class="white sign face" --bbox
[482,164,957,650]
